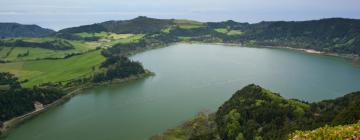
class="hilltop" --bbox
[151,84,360,140]
[0,23,55,38]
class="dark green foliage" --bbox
[58,24,107,34]
[17,50,29,57]
[225,18,360,54]
[101,16,173,34]
[101,41,147,57]
[158,85,360,140]
[0,72,65,123]
[0,23,54,38]
[59,16,173,34]
[0,39,74,50]
[0,72,21,89]
[216,84,303,140]
[149,113,219,140]
[93,56,145,82]
[214,84,360,140]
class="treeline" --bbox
[0,23,55,38]
[55,33,101,41]
[59,16,173,34]
[92,56,145,82]
[0,72,65,125]
[152,84,360,140]
[0,39,74,50]
[205,18,360,55]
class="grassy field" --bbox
[214,28,228,33]
[76,32,140,40]
[101,34,145,46]
[0,50,105,87]
[214,28,243,35]
[0,38,101,61]
[75,32,110,38]
[174,19,205,29]
[0,33,144,87]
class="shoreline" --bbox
[0,71,154,137]
[179,41,360,63]
[1,41,359,137]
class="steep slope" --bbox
[152,84,360,140]
[0,23,55,38]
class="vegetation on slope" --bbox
[92,56,145,82]
[150,113,218,140]
[290,121,360,140]
[0,72,65,127]
[0,50,105,87]
[0,38,74,50]
[59,16,173,34]
[152,84,360,140]
[0,23,54,38]
[236,18,360,55]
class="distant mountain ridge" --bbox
[59,16,173,34]
[57,16,360,55]
[0,23,55,38]
[3,17,360,55]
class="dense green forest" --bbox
[92,56,145,82]
[0,23,54,38]
[0,72,65,127]
[151,84,360,140]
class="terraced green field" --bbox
[0,39,100,61]
[0,33,144,87]
[0,50,105,87]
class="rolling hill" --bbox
[0,23,55,38]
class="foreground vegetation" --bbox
[152,84,360,140]
[290,121,360,140]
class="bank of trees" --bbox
[0,72,65,123]
[92,56,145,82]
[152,84,360,140]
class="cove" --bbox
[3,44,360,140]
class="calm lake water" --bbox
[3,44,360,140]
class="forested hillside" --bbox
[0,23,54,38]
[151,84,360,140]
[0,72,65,127]
[58,16,173,34]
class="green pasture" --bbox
[0,50,105,87]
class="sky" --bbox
[0,0,359,30]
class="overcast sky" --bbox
[1,0,359,30]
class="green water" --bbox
[3,44,360,140]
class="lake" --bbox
[3,44,360,140]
